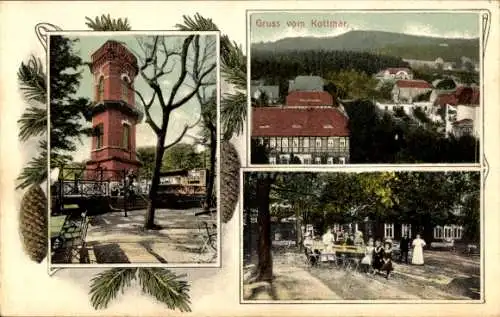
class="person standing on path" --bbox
[411,234,427,265]
[361,238,374,273]
[372,239,384,274]
[381,241,394,279]
[399,235,410,264]
[322,228,334,252]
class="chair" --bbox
[304,247,320,267]
[193,221,217,263]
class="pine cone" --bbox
[220,140,240,223]
[19,184,48,263]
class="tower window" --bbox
[95,124,104,149]
[97,77,104,101]
[122,123,131,149]
[121,77,130,102]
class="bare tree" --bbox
[133,35,216,229]
[189,35,217,212]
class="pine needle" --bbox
[89,268,138,310]
[137,268,191,312]
[85,14,131,31]
[17,55,47,104]
[221,91,247,140]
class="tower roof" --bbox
[91,40,139,76]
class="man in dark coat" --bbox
[399,235,410,264]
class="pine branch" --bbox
[221,91,247,141]
[85,14,131,31]
[89,268,138,310]
[137,268,191,312]
[17,55,47,104]
[18,105,47,142]
[16,149,70,189]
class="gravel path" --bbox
[243,249,480,301]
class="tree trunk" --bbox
[144,131,167,229]
[256,176,273,282]
[204,129,216,211]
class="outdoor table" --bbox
[332,246,364,271]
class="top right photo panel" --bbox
[248,11,482,165]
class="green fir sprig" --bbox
[89,268,191,311]
[89,268,138,310]
[137,268,192,312]
[85,14,131,31]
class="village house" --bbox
[375,67,413,81]
[433,85,480,137]
[392,79,434,103]
[252,106,350,164]
[252,75,349,165]
[326,221,464,245]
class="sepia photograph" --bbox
[248,11,481,165]
[242,171,481,301]
[40,32,219,265]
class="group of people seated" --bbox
[304,227,428,280]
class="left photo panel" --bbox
[47,32,220,267]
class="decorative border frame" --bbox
[240,9,491,304]
[239,167,485,304]
[245,9,490,170]
[37,26,223,271]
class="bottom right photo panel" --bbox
[242,170,481,302]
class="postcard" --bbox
[0,2,499,317]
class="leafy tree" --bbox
[136,146,156,180]
[162,143,204,171]
[250,139,269,164]
[413,107,431,124]
[377,81,395,101]
[326,69,379,100]
[272,173,321,245]
[17,37,92,189]
[435,78,457,90]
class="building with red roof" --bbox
[286,91,334,108]
[252,74,350,164]
[252,107,350,164]
[432,85,480,138]
[392,79,433,103]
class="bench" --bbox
[51,210,90,263]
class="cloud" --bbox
[402,23,479,39]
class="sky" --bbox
[250,12,480,43]
[62,34,217,162]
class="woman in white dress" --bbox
[361,238,374,273]
[411,234,426,265]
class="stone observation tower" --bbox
[85,40,143,180]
